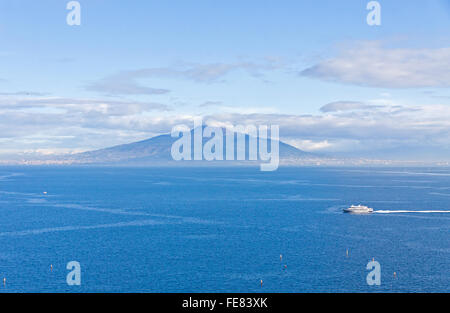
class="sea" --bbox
[0,166,449,293]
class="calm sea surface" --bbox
[0,166,449,292]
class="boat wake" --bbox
[374,210,450,214]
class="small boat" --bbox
[343,205,373,214]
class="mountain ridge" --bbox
[8,129,444,167]
[61,128,317,165]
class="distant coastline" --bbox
[0,131,448,167]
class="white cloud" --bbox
[86,75,170,96]
[301,41,450,88]
[198,101,222,107]
[0,93,449,160]
[0,96,171,115]
[320,101,381,113]
[86,61,282,96]
[126,62,280,83]
[284,139,332,151]
[202,102,450,159]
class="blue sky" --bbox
[0,0,449,160]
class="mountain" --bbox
[12,128,444,167]
[58,128,319,166]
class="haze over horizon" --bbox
[0,0,449,162]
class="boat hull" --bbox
[343,208,373,214]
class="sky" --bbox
[0,0,449,160]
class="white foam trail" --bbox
[0,173,24,181]
[430,192,450,197]
[0,219,169,237]
[375,210,450,214]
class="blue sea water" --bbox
[0,166,449,293]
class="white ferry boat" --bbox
[343,205,373,214]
